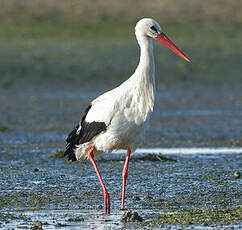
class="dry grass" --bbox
[1,0,242,24]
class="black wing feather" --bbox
[64,104,107,161]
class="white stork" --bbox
[64,18,190,214]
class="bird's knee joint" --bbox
[87,146,95,159]
[88,152,94,159]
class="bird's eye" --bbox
[150,26,158,33]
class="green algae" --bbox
[49,150,64,159]
[0,192,82,209]
[0,125,8,132]
[0,212,31,222]
[49,150,177,162]
[98,153,177,162]
[150,206,242,227]
[0,213,18,221]
[131,154,177,162]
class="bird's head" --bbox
[135,18,190,62]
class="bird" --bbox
[64,18,190,214]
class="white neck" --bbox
[136,33,155,82]
[131,32,156,121]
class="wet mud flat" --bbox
[0,86,241,229]
[0,146,241,229]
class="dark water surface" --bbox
[0,86,241,229]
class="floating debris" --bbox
[144,195,153,200]
[234,171,240,179]
[30,221,42,230]
[133,153,177,162]
[68,216,84,222]
[132,195,141,201]
[55,222,67,227]
[121,211,143,222]
[98,153,177,162]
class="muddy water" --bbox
[0,86,241,229]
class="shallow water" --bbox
[0,86,241,229]
[0,148,241,229]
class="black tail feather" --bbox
[64,105,92,162]
[64,104,107,162]
[64,124,79,161]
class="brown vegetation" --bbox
[1,0,242,24]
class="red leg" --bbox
[88,146,110,214]
[121,148,131,209]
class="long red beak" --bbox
[156,32,191,62]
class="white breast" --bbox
[90,76,154,153]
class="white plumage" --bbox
[75,18,158,160]
[64,18,190,214]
